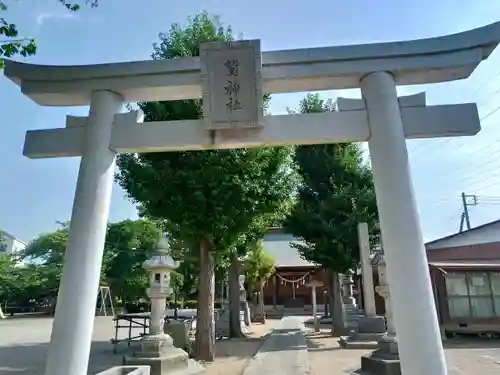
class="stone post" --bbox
[360,253,401,375]
[358,222,376,317]
[239,275,252,327]
[306,280,323,332]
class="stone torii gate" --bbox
[4,22,500,375]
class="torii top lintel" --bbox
[4,22,500,107]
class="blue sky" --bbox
[1,0,500,243]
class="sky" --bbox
[1,0,500,243]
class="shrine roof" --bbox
[263,232,315,268]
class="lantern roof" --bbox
[143,233,179,271]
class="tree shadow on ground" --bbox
[0,341,124,375]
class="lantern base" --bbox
[358,334,401,375]
[339,316,387,349]
[124,333,204,375]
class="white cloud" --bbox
[36,11,76,26]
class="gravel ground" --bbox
[0,315,278,375]
[304,326,500,375]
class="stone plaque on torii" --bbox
[4,22,500,375]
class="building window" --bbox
[446,271,500,318]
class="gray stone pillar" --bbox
[358,222,376,316]
[360,253,401,375]
[239,275,252,327]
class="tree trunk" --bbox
[331,271,347,337]
[259,282,266,323]
[194,240,216,361]
[228,254,245,338]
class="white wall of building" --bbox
[0,232,26,265]
[426,220,500,250]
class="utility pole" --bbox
[459,192,477,232]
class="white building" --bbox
[0,231,26,265]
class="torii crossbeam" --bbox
[4,21,500,375]
[23,92,479,158]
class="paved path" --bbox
[242,316,312,375]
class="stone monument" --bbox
[340,223,386,349]
[124,235,204,375]
[359,252,401,375]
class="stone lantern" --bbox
[125,234,203,375]
[143,235,178,336]
[342,270,357,310]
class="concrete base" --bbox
[339,316,387,349]
[357,316,386,334]
[124,333,204,375]
[360,355,401,375]
[358,335,400,375]
[339,332,384,349]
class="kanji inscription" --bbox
[200,40,263,130]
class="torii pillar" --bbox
[5,22,500,375]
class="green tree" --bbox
[284,93,379,335]
[0,253,17,304]
[0,1,97,68]
[115,12,297,360]
[102,219,162,303]
[22,225,69,266]
[22,219,163,306]
[242,241,275,323]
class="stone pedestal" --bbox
[339,315,386,349]
[360,334,400,375]
[164,321,190,352]
[124,333,204,375]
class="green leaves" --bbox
[284,94,379,273]
[242,241,275,292]
[11,219,163,304]
[116,12,297,257]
